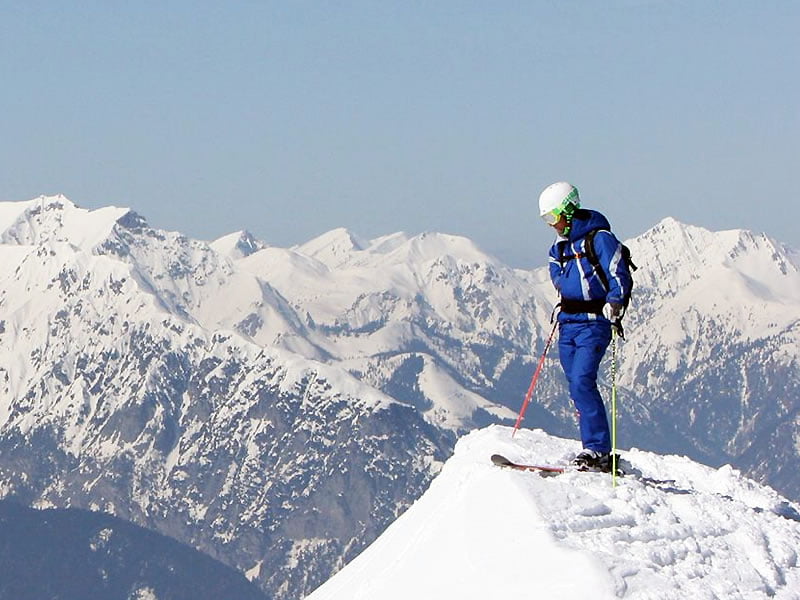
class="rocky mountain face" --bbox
[0,196,798,598]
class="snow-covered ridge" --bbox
[295,228,500,270]
[0,195,131,251]
[308,426,800,600]
[233,224,552,431]
[211,230,268,260]
[0,196,324,357]
[629,217,800,304]
[295,227,368,268]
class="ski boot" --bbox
[571,449,622,474]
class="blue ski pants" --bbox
[558,321,612,453]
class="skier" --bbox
[538,182,633,472]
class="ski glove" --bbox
[602,302,625,321]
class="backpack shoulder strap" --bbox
[587,230,637,309]
[584,229,610,291]
[557,239,568,266]
[583,229,600,265]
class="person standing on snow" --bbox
[538,182,633,472]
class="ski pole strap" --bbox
[550,302,561,323]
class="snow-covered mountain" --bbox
[231,227,546,431]
[0,197,449,599]
[307,426,800,600]
[1,195,799,598]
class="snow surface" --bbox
[306,426,800,600]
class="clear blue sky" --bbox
[2,1,798,266]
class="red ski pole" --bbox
[512,319,558,437]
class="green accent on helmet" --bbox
[559,187,580,212]
[559,201,577,219]
[550,189,579,220]
[556,189,578,237]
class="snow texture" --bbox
[308,426,800,600]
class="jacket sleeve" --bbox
[592,231,632,304]
[547,242,563,293]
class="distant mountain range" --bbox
[0,196,798,598]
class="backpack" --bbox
[559,229,637,309]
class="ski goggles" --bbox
[541,209,563,225]
[541,190,579,225]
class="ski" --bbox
[491,453,625,477]
[490,454,565,475]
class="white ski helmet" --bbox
[538,181,580,219]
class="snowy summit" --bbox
[307,426,800,600]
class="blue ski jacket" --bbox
[547,209,633,324]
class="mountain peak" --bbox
[308,426,800,599]
[295,227,367,268]
[211,230,268,260]
[629,216,800,305]
[0,196,133,251]
[639,216,789,258]
[380,231,495,266]
[638,216,714,246]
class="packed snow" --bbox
[306,426,800,600]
